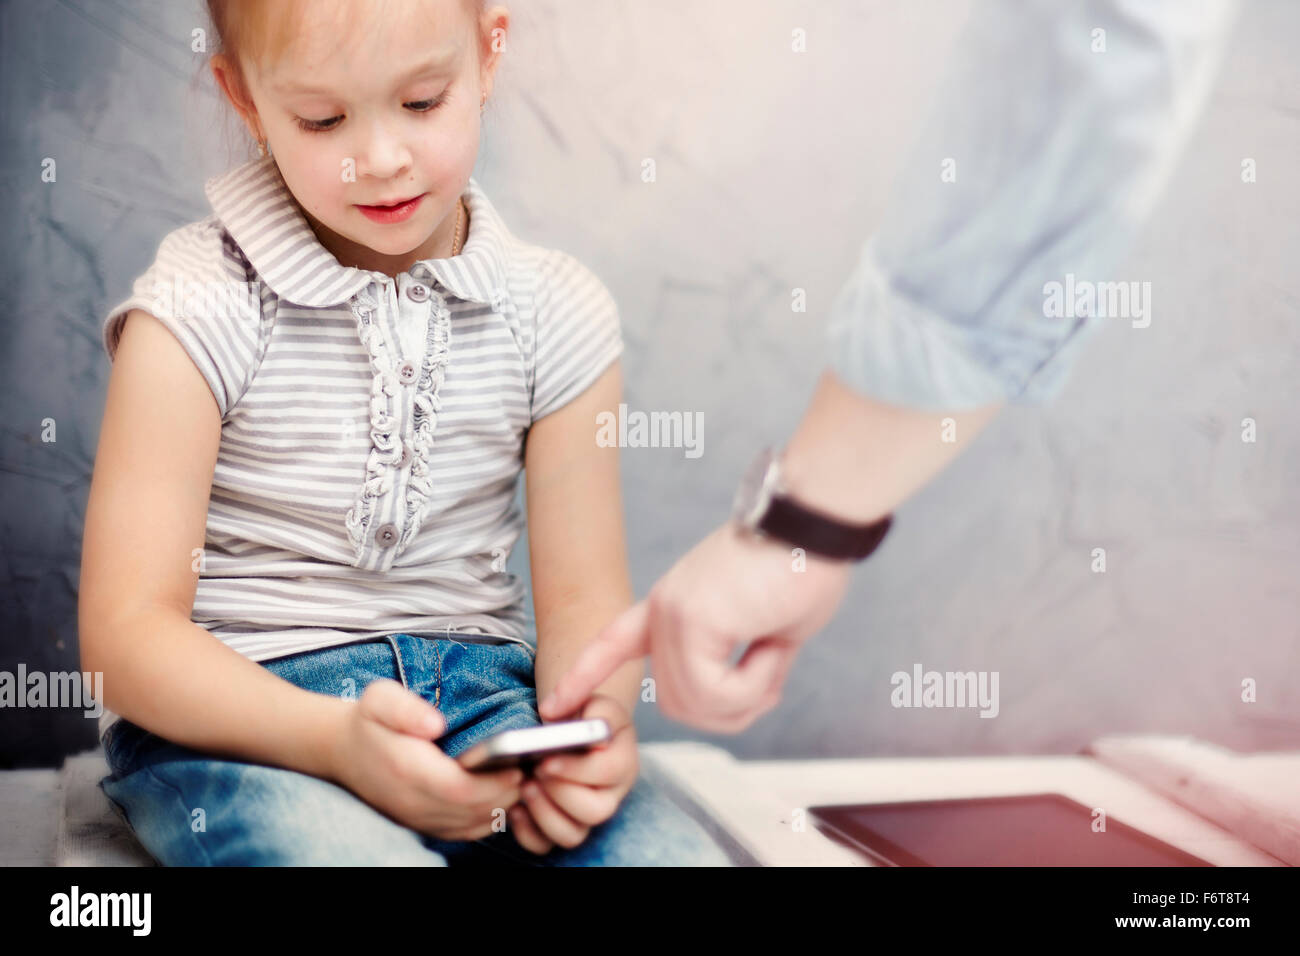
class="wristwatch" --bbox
[730,445,894,562]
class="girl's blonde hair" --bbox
[204,0,486,112]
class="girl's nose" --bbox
[356,125,412,182]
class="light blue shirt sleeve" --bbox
[826,0,1241,411]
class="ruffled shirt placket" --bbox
[399,287,452,553]
[343,276,453,571]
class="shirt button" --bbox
[406,283,430,303]
[374,522,398,547]
[397,360,417,384]
[397,441,412,468]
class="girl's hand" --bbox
[508,694,638,855]
[330,679,525,841]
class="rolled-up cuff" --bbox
[824,246,1018,412]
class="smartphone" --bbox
[809,793,1213,866]
[456,719,612,772]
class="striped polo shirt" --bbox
[96,154,623,742]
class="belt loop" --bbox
[385,634,411,689]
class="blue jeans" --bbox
[98,633,732,866]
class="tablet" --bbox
[808,793,1213,866]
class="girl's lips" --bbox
[357,193,426,224]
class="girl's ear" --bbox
[477,6,510,102]
[210,54,263,142]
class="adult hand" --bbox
[538,521,852,733]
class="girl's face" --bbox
[214,0,508,277]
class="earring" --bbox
[480,92,487,115]
[257,137,268,157]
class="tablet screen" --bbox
[809,794,1212,866]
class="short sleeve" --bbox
[102,218,264,419]
[529,251,624,422]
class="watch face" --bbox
[732,447,776,528]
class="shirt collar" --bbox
[204,154,512,309]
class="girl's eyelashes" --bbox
[296,114,342,133]
[294,91,450,134]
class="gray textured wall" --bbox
[2,0,1296,767]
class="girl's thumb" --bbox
[364,679,445,737]
[416,703,446,738]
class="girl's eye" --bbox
[406,97,444,113]
[295,94,447,134]
[296,115,342,133]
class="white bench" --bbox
[1,749,156,866]
[3,738,1291,866]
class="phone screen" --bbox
[809,794,1212,866]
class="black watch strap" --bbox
[760,496,893,561]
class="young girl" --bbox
[80,0,731,866]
